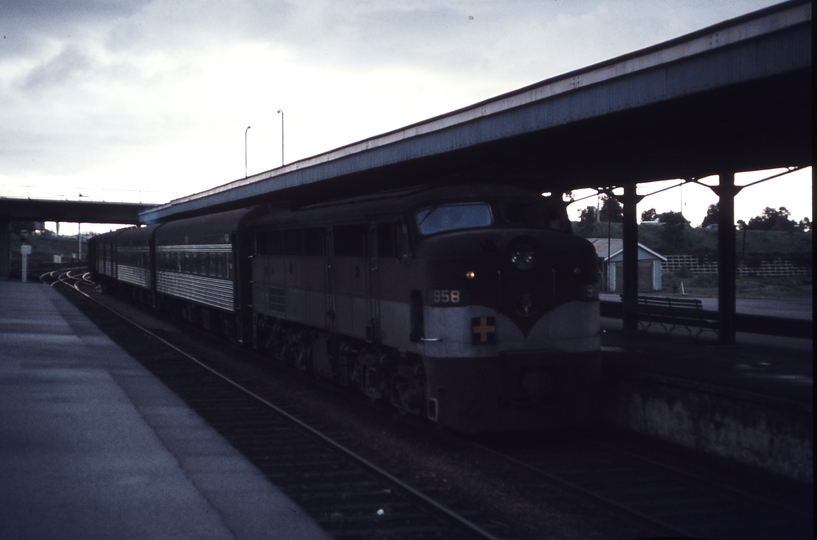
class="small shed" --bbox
[587,238,667,293]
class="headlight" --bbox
[583,282,599,300]
[510,244,537,270]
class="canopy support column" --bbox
[0,220,9,280]
[716,172,739,344]
[620,184,643,333]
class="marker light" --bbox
[465,271,476,279]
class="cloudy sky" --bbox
[1,0,811,230]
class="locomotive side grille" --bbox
[268,286,286,313]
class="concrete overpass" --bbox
[1,198,155,279]
[1,198,154,224]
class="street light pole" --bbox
[244,125,251,177]
[277,109,284,166]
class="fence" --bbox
[662,255,811,277]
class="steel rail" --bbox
[582,435,812,519]
[471,441,687,538]
[469,430,811,540]
[50,272,501,540]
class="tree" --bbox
[658,211,689,249]
[10,221,37,241]
[641,208,657,222]
[579,206,598,226]
[658,211,689,228]
[575,206,598,235]
[700,203,719,228]
[747,207,796,231]
[598,195,623,223]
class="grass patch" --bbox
[662,273,812,299]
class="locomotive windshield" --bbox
[501,200,570,232]
[416,204,493,235]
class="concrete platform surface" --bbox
[600,315,812,405]
[0,281,330,540]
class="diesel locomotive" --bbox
[88,184,601,432]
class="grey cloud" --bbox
[21,44,95,90]
[0,0,151,60]
[1,0,149,21]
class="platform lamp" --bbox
[277,109,284,166]
[244,126,251,178]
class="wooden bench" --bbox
[626,295,719,338]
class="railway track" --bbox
[44,270,501,540]
[470,423,812,539]
[44,270,813,540]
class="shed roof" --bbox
[587,238,667,262]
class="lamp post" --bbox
[244,125,251,177]
[277,109,284,166]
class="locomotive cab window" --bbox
[416,204,492,236]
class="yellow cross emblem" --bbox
[472,316,496,344]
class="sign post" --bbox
[21,244,31,283]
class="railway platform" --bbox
[0,281,330,540]
[599,308,812,483]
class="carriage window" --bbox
[334,224,368,257]
[199,253,207,275]
[216,254,224,278]
[208,253,217,276]
[416,204,493,235]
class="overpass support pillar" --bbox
[0,220,9,280]
[621,184,643,333]
[716,172,739,344]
